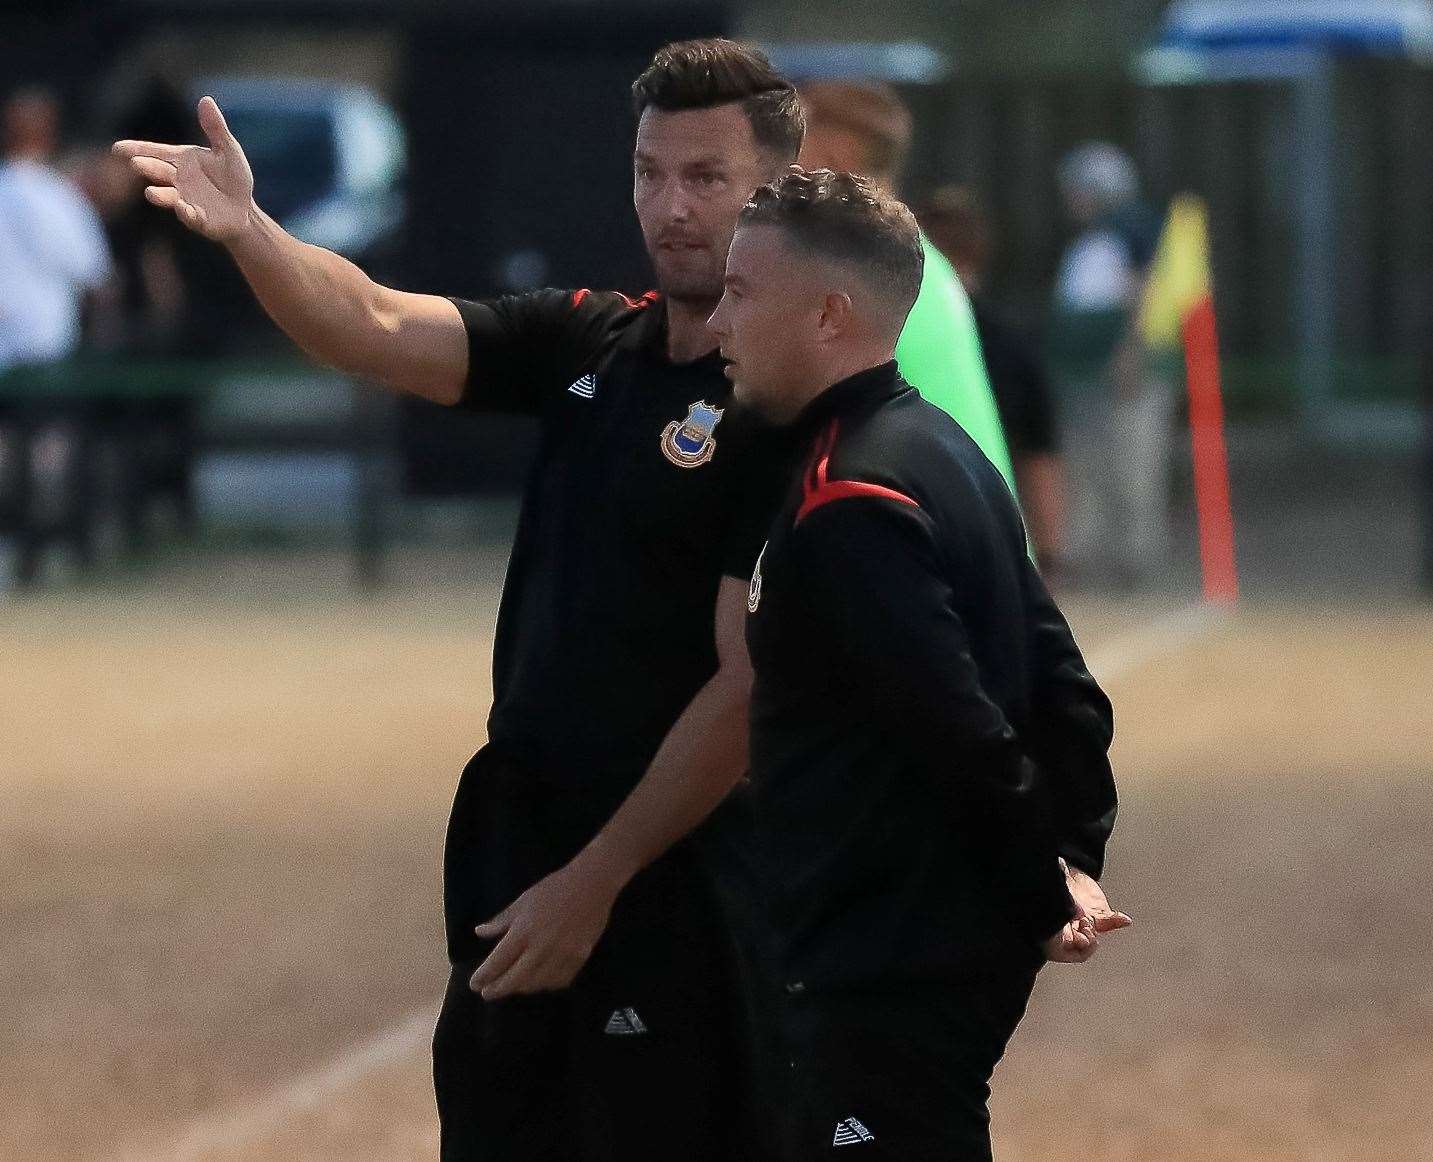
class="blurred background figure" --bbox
[919,184,1068,575]
[0,86,113,585]
[796,78,1017,498]
[99,76,212,537]
[0,87,112,372]
[1049,141,1169,586]
[90,77,197,359]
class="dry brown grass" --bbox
[996,605,1433,1161]
[4,581,1431,1160]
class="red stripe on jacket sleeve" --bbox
[616,290,660,310]
[795,419,920,524]
[573,289,659,311]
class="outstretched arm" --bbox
[114,96,467,404]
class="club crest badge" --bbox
[661,400,724,468]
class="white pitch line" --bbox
[1083,600,1229,685]
[116,602,1227,1161]
[113,1007,437,1162]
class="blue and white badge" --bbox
[660,400,724,468]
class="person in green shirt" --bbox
[797,79,1016,496]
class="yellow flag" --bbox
[1139,193,1213,350]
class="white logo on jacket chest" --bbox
[660,400,724,468]
[748,542,767,613]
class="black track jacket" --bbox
[744,361,1116,992]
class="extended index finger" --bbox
[112,139,195,163]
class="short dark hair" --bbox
[632,38,805,163]
[739,168,924,319]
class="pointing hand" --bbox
[113,96,255,244]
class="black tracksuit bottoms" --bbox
[432,748,752,1161]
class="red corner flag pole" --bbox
[1182,296,1239,603]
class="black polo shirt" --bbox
[449,288,787,789]
[745,361,1116,992]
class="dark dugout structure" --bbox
[0,0,728,496]
[399,2,728,494]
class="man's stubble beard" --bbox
[656,272,724,311]
[648,247,726,310]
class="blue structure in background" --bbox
[759,41,951,84]
[1155,0,1433,59]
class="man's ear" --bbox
[816,291,853,341]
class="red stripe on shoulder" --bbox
[795,418,919,525]
[797,479,921,523]
[571,288,591,308]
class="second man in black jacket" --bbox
[708,168,1127,1161]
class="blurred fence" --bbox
[904,58,1433,415]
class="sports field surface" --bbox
[4,547,1431,1161]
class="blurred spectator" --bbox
[0,87,112,371]
[94,77,211,537]
[796,79,1017,498]
[62,146,139,352]
[0,88,114,585]
[107,77,236,359]
[919,185,1068,573]
[67,95,186,356]
[1050,141,1171,585]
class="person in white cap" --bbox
[1051,141,1172,587]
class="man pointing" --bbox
[117,41,802,1160]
